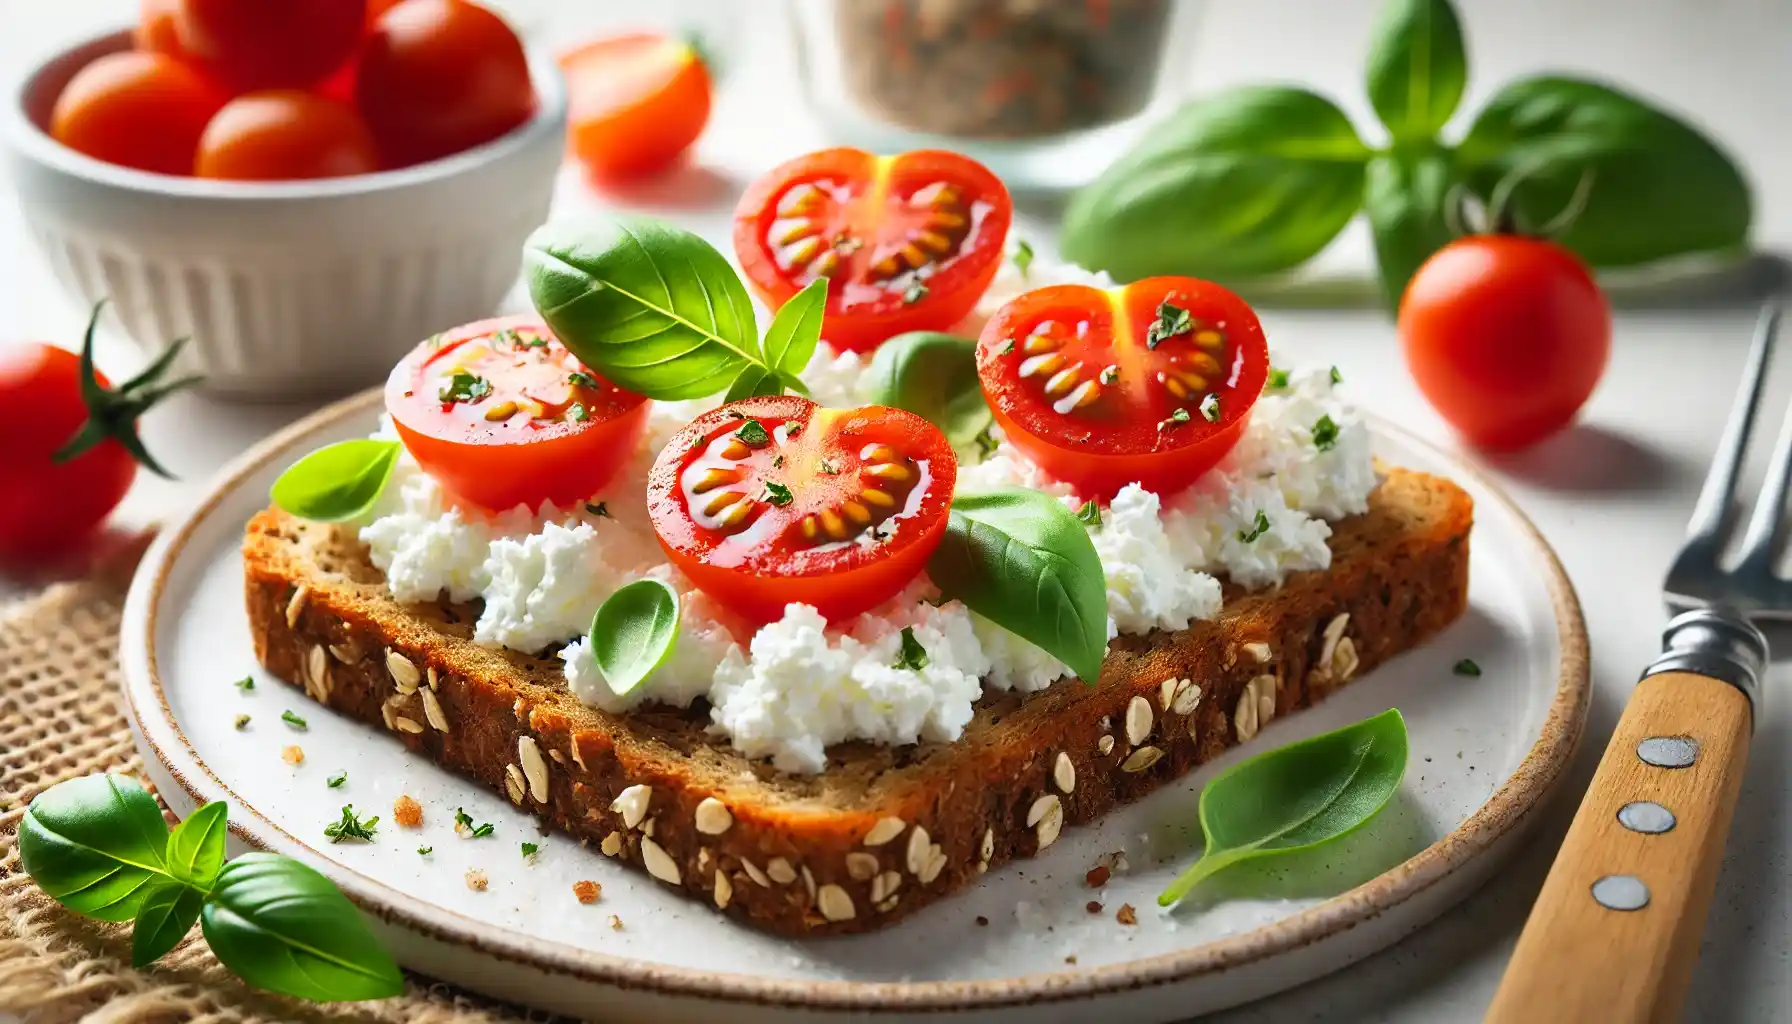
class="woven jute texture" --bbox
[0,571,539,1024]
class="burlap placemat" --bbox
[0,570,542,1024]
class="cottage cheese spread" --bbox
[356,257,1376,774]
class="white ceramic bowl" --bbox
[2,29,567,398]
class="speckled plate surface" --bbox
[119,390,1588,1023]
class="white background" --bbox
[3,1,1791,1021]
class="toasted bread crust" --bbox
[245,468,1472,936]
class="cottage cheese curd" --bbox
[355,256,1376,774]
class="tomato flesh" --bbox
[385,315,650,513]
[733,148,1011,353]
[977,276,1269,499]
[647,396,956,624]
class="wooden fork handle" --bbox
[1488,610,1766,1024]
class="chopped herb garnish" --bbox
[1076,500,1102,528]
[818,458,839,475]
[735,419,771,447]
[567,402,588,422]
[902,280,929,304]
[1145,300,1193,348]
[418,846,433,855]
[455,807,495,838]
[281,710,308,730]
[438,370,491,405]
[1159,407,1192,430]
[516,333,547,349]
[1312,414,1339,451]
[1012,239,1035,275]
[233,714,251,730]
[327,771,347,789]
[1100,365,1118,386]
[724,409,746,420]
[1238,510,1271,543]
[1266,367,1290,390]
[1454,659,1482,677]
[893,627,929,671]
[585,501,611,518]
[1198,393,1221,423]
[997,338,1015,356]
[786,422,803,437]
[234,676,254,691]
[521,842,540,858]
[1330,366,1343,385]
[772,454,786,467]
[568,371,599,390]
[973,424,1000,461]
[761,482,794,506]
[323,805,379,843]
[492,328,519,348]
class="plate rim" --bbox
[120,387,1590,1013]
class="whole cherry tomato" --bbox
[647,395,957,624]
[355,0,535,166]
[385,316,650,513]
[733,148,1012,353]
[50,52,225,175]
[0,305,195,561]
[561,33,711,181]
[978,276,1269,498]
[196,91,379,181]
[174,0,367,91]
[1400,235,1611,450]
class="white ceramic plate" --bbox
[120,392,1588,1023]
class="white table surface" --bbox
[4,2,1791,1022]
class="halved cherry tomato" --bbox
[175,0,367,91]
[50,52,226,175]
[732,148,1011,354]
[385,315,650,513]
[196,92,379,181]
[977,276,1269,499]
[561,32,711,182]
[647,395,956,624]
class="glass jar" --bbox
[787,0,1206,192]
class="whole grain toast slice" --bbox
[244,467,1472,936]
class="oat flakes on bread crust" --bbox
[245,467,1472,936]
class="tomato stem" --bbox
[50,299,202,479]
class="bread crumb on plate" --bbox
[573,880,602,904]
[281,745,304,765]
[465,869,488,892]
[393,794,423,828]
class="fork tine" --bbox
[1686,305,1780,546]
[1734,308,1791,574]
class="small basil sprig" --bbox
[927,489,1108,683]
[1160,708,1409,907]
[863,332,993,453]
[18,775,403,1002]
[269,439,401,522]
[589,578,681,697]
[526,217,827,403]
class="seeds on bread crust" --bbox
[421,688,449,732]
[394,716,423,734]
[1235,674,1278,741]
[740,857,771,887]
[1032,795,1065,848]
[601,831,624,857]
[519,736,549,802]
[905,825,931,875]
[1170,678,1202,716]
[1097,734,1115,756]
[713,869,733,909]
[285,584,309,628]
[863,816,906,847]
[1121,746,1163,772]
[695,796,733,835]
[1243,641,1272,663]
[1053,751,1076,794]
[613,785,652,829]
[505,764,526,803]
[818,884,856,921]
[846,852,879,880]
[386,650,421,692]
[1333,637,1360,682]
[767,857,798,885]
[871,870,902,903]
[641,837,681,884]
[1124,696,1152,745]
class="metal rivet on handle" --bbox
[1636,736,1699,768]
[1591,874,1651,911]
[1617,801,1677,835]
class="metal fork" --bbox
[1489,307,1778,1024]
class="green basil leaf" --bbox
[269,440,401,523]
[1364,0,1467,142]
[927,489,1108,683]
[1160,708,1408,906]
[132,878,204,968]
[1457,76,1751,267]
[1061,86,1369,281]
[18,774,172,922]
[201,852,403,1002]
[165,800,228,890]
[526,216,762,400]
[763,277,827,377]
[724,365,774,403]
[590,578,681,697]
[1364,146,1460,309]
[862,332,992,450]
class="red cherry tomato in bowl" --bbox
[50,52,225,175]
[175,0,367,91]
[977,276,1269,499]
[733,148,1011,354]
[385,316,650,513]
[647,395,957,624]
[1399,235,1611,451]
[196,91,380,181]
[561,32,711,182]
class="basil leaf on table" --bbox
[165,800,229,890]
[132,879,205,968]
[17,774,173,922]
[1364,145,1460,308]
[1160,708,1409,907]
[590,578,681,697]
[1364,0,1467,143]
[927,489,1108,684]
[201,852,404,1002]
[269,440,401,523]
[1457,76,1751,267]
[862,332,992,450]
[1060,86,1369,282]
[525,216,762,401]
